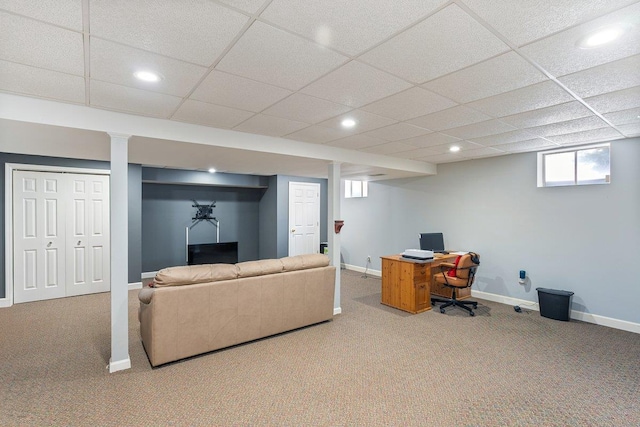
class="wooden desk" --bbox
[380,254,471,314]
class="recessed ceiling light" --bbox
[577,25,627,49]
[208,168,216,173]
[449,146,461,152]
[341,118,357,128]
[134,70,162,82]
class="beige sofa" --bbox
[138,254,336,367]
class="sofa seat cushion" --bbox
[153,263,238,287]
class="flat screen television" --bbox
[188,242,238,265]
[419,233,445,253]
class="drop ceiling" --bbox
[1,0,639,179]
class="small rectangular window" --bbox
[344,180,368,198]
[538,143,610,187]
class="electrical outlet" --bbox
[367,255,371,263]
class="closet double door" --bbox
[13,170,110,303]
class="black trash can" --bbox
[536,288,574,321]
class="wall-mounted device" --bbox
[519,270,526,284]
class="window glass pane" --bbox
[545,152,575,186]
[577,147,610,185]
[344,180,352,198]
[352,180,362,197]
[362,181,368,197]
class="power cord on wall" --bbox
[362,256,371,278]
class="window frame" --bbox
[344,179,368,198]
[537,143,611,188]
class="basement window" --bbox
[537,143,610,187]
[344,180,368,198]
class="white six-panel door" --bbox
[65,174,110,297]
[13,171,66,303]
[288,182,320,257]
[13,170,110,303]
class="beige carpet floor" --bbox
[1,269,638,426]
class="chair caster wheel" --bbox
[440,308,446,314]
[469,311,475,317]
[473,304,478,309]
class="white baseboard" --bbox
[141,271,157,280]
[333,307,342,315]
[341,263,381,278]
[128,282,142,290]
[108,356,131,373]
[0,297,11,308]
[342,265,639,334]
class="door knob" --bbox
[47,242,52,247]
[291,228,295,233]
[77,240,81,246]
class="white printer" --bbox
[401,249,434,260]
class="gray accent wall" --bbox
[0,153,143,297]
[341,138,640,324]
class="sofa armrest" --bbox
[139,287,154,304]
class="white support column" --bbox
[327,162,341,315]
[109,132,131,373]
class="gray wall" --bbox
[0,153,143,297]
[141,183,263,272]
[341,138,640,324]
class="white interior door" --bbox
[13,171,66,303]
[288,182,320,257]
[65,174,110,296]
[13,170,110,303]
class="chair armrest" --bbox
[138,287,154,304]
[438,262,456,269]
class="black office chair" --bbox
[431,252,480,316]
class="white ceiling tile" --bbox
[172,99,255,129]
[91,38,208,97]
[217,0,267,14]
[460,146,506,159]
[90,0,249,66]
[426,140,484,155]
[232,113,308,137]
[90,80,182,118]
[494,138,558,152]
[284,126,346,144]
[558,55,640,99]
[393,147,439,159]
[463,0,636,46]
[415,152,464,163]
[584,86,640,114]
[500,101,595,129]
[359,87,457,121]
[217,21,348,90]
[546,127,624,144]
[260,0,446,55]
[470,129,540,146]
[364,123,431,141]
[618,122,640,137]
[360,141,418,155]
[407,105,492,131]
[0,0,82,30]
[316,110,397,135]
[603,107,640,126]
[441,119,516,140]
[0,59,84,103]
[519,2,640,76]
[326,134,387,150]
[423,52,548,103]
[300,61,411,108]
[262,93,351,124]
[190,70,292,112]
[1,12,84,75]
[466,81,575,118]
[399,132,461,149]
[526,116,609,137]
[359,4,509,83]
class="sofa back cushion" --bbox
[281,254,330,272]
[153,263,238,287]
[236,259,283,278]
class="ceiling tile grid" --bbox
[1,0,638,170]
